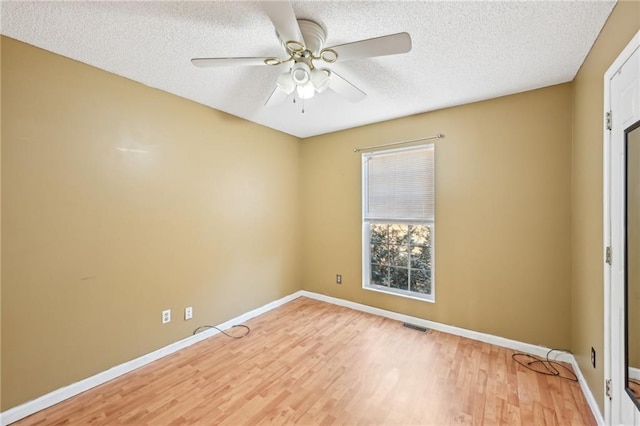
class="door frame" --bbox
[604,29,640,425]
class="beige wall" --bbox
[1,37,301,410]
[301,84,573,349]
[571,1,640,414]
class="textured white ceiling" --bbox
[1,1,616,138]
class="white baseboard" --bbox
[299,290,604,425]
[0,290,304,426]
[1,289,603,426]
[300,291,572,361]
[630,366,640,381]
[569,357,606,426]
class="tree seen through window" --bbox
[369,223,432,294]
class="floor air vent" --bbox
[402,322,428,332]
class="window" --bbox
[362,145,435,302]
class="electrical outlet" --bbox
[591,347,596,368]
[185,306,193,320]
[162,309,171,324]
[336,274,342,284]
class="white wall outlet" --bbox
[185,306,193,320]
[162,309,171,324]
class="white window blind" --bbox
[364,145,435,221]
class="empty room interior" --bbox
[2,1,640,425]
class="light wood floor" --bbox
[15,297,595,425]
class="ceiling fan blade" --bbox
[263,1,305,47]
[326,32,412,62]
[265,86,290,106]
[191,57,271,68]
[328,70,366,103]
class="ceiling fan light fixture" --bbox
[291,62,311,85]
[311,68,330,93]
[277,71,295,94]
[296,80,315,99]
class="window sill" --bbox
[363,284,435,303]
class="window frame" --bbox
[361,144,436,303]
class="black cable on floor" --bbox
[193,324,250,339]
[512,348,578,382]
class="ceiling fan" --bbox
[191,1,412,107]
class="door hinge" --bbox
[606,246,612,265]
[606,379,612,400]
[606,111,612,131]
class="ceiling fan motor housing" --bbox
[283,19,326,56]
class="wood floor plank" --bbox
[12,297,596,425]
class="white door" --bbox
[606,31,640,426]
